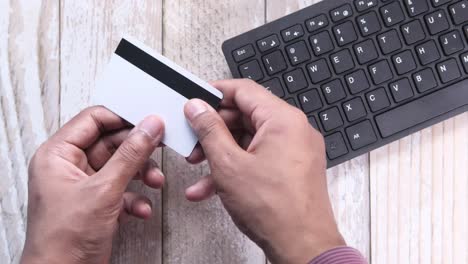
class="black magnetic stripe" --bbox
[115,39,221,108]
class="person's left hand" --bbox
[21,106,165,264]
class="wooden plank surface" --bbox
[0,0,60,263]
[1,0,467,263]
[59,1,163,263]
[161,1,266,263]
[371,114,468,264]
[266,0,371,259]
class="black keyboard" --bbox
[222,0,468,168]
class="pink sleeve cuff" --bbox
[308,246,368,264]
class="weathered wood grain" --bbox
[370,113,468,264]
[0,0,60,263]
[161,1,266,263]
[59,1,163,263]
[266,0,371,259]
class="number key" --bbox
[381,2,405,26]
[262,50,287,75]
[357,12,381,37]
[449,1,468,25]
[310,32,335,56]
[334,21,358,46]
[286,41,311,66]
[404,0,429,17]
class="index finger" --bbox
[212,79,292,130]
[51,106,130,149]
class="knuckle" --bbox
[117,135,148,164]
[193,113,221,142]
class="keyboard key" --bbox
[330,49,355,74]
[389,78,414,102]
[281,24,304,42]
[346,69,370,94]
[449,1,468,25]
[416,40,441,65]
[376,79,468,137]
[462,52,468,73]
[377,30,402,55]
[325,132,348,160]
[381,2,405,26]
[284,69,308,93]
[369,60,393,85]
[306,14,329,32]
[413,68,437,92]
[440,31,464,55]
[263,50,287,75]
[356,12,381,37]
[239,60,264,81]
[425,10,450,35]
[307,59,332,84]
[310,32,335,56]
[286,41,311,65]
[404,0,429,17]
[322,79,347,104]
[299,89,323,113]
[354,0,377,12]
[343,97,367,122]
[320,107,344,131]
[346,120,377,150]
[233,45,255,62]
[401,20,426,45]
[257,35,280,53]
[354,40,379,64]
[464,25,468,40]
[436,58,461,83]
[308,116,320,131]
[334,21,358,46]
[286,98,298,107]
[431,0,453,7]
[366,88,391,112]
[261,78,285,98]
[392,50,417,75]
[331,4,353,22]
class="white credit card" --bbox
[93,36,223,157]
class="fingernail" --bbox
[136,116,163,140]
[155,167,165,178]
[185,99,209,121]
[143,204,152,215]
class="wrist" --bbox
[264,227,346,264]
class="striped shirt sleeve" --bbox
[308,246,368,264]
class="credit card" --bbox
[93,36,223,157]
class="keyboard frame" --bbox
[222,0,468,168]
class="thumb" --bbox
[98,115,164,192]
[184,99,241,160]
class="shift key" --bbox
[375,79,468,138]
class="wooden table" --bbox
[0,1,467,263]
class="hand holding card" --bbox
[93,36,223,157]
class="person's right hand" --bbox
[183,79,345,264]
